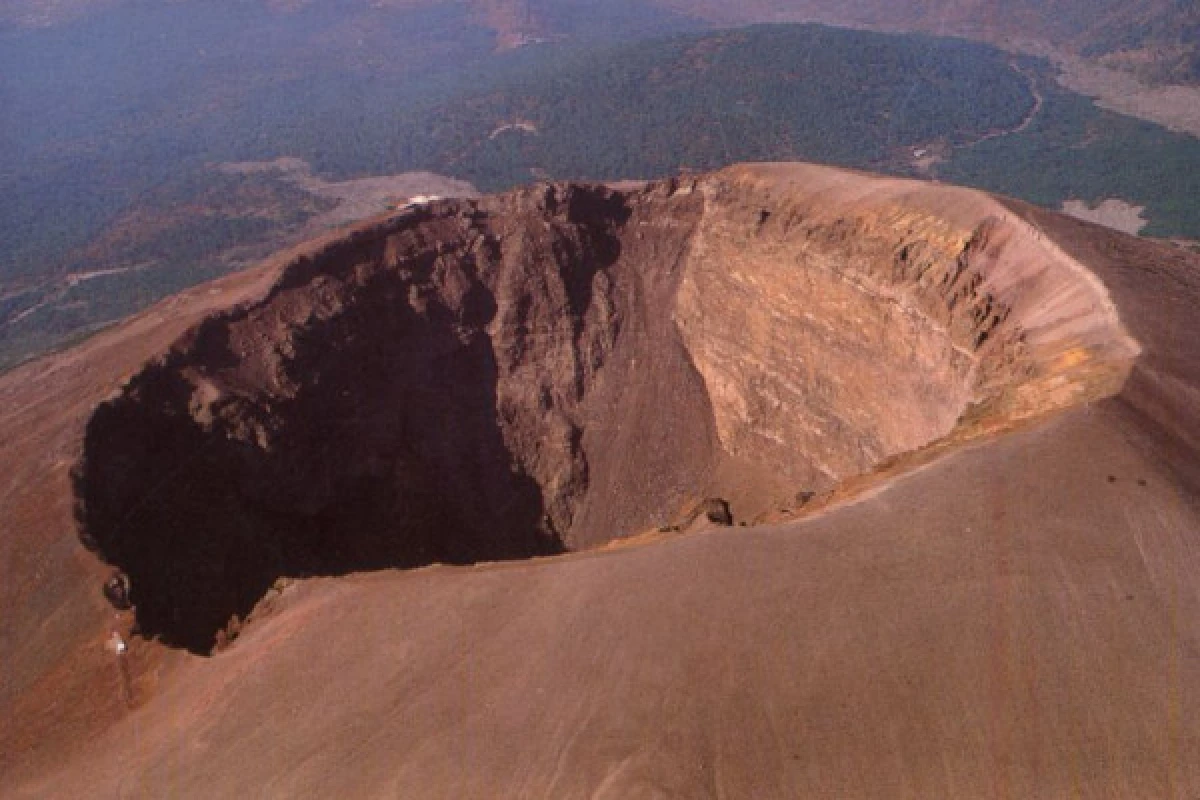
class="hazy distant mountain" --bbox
[4,0,1196,84]
[659,0,1200,84]
[0,0,692,46]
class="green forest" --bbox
[308,26,1037,188]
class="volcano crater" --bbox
[74,166,1138,652]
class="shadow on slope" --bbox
[69,203,604,653]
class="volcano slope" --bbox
[3,162,1200,797]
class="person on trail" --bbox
[107,630,135,707]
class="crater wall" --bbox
[75,165,1140,651]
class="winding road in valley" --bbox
[966,62,1045,146]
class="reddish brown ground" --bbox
[3,163,1200,798]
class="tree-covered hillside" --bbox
[307,24,1200,240]
[366,26,1034,191]
[6,20,1200,370]
[941,73,1200,239]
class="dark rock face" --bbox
[74,183,712,652]
[74,168,1137,653]
[102,572,131,610]
[702,498,733,526]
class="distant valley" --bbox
[3,12,1200,369]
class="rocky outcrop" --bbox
[74,165,1140,652]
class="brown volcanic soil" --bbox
[3,163,1200,797]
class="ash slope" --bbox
[4,163,1200,798]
